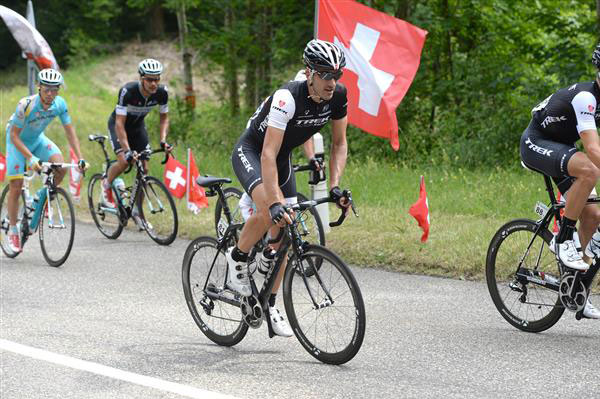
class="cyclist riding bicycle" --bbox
[227,39,352,337]
[520,44,600,319]
[4,68,87,254]
[102,58,173,226]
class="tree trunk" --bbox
[257,4,272,100]
[244,0,258,110]
[225,5,239,116]
[176,3,195,109]
[597,0,600,34]
[394,0,414,20]
[148,2,165,38]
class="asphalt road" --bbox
[1,220,598,399]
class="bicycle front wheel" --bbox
[138,176,178,245]
[486,218,565,332]
[40,187,75,267]
[0,185,26,258]
[87,173,123,240]
[214,187,244,239]
[283,244,366,365]
[182,236,248,346]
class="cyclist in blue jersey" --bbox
[101,59,172,228]
[5,68,87,253]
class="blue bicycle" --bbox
[0,162,78,267]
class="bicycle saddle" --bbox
[196,175,232,188]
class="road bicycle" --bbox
[182,175,365,365]
[214,163,326,247]
[0,162,78,267]
[486,170,600,332]
[86,134,178,245]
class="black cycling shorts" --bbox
[108,118,150,154]
[231,134,297,198]
[520,120,578,194]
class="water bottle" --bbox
[24,189,34,210]
[113,178,127,205]
[239,192,254,222]
[257,247,276,275]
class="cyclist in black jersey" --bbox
[101,58,172,215]
[520,44,600,319]
[227,39,352,336]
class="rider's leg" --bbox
[7,179,24,226]
[578,203,600,251]
[47,153,66,184]
[237,183,275,253]
[106,152,128,185]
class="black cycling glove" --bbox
[309,156,323,171]
[78,159,89,171]
[160,141,173,151]
[269,202,286,224]
[124,150,135,163]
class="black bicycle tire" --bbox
[283,244,366,365]
[214,187,243,238]
[138,176,178,245]
[486,218,565,332]
[0,185,26,258]
[182,236,248,346]
[87,173,124,240]
[39,187,75,267]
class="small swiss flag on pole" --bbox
[317,0,427,150]
[0,152,6,182]
[186,148,209,214]
[69,148,82,201]
[408,175,430,242]
[163,156,187,199]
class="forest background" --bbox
[1,0,600,278]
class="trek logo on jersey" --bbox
[525,138,553,157]
[237,146,254,173]
[272,105,288,115]
[541,115,566,128]
[295,117,330,127]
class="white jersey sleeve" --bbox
[571,91,598,134]
[267,89,296,131]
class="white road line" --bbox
[0,339,241,399]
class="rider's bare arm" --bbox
[63,124,83,160]
[580,129,600,170]
[9,125,33,161]
[115,114,130,152]
[261,126,285,206]
[329,116,348,188]
[302,138,315,160]
[159,112,169,143]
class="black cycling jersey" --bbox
[108,81,168,130]
[241,79,347,155]
[531,80,600,144]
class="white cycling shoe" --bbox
[555,239,589,271]
[583,299,600,319]
[585,230,600,259]
[225,248,252,297]
[269,306,293,337]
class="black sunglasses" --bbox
[315,69,343,81]
[144,76,161,83]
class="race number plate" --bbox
[217,219,228,237]
[534,201,549,218]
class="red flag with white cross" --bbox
[408,175,430,242]
[317,0,427,150]
[69,148,82,201]
[163,156,187,199]
[186,148,209,213]
[0,152,6,182]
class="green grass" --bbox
[0,59,551,280]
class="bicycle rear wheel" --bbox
[283,244,365,364]
[87,173,123,239]
[486,219,565,332]
[138,176,178,245]
[214,187,244,239]
[0,185,26,258]
[39,187,75,267]
[182,236,248,346]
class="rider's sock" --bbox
[231,246,248,262]
[9,225,18,234]
[556,217,577,244]
[269,294,277,307]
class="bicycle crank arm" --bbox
[204,285,242,308]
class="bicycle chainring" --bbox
[240,295,263,329]
[559,273,587,312]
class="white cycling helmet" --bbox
[138,58,163,76]
[38,68,63,86]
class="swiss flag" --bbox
[317,0,427,150]
[69,148,82,201]
[163,156,187,199]
[186,149,209,214]
[0,152,6,182]
[408,175,430,242]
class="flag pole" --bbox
[186,148,190,207]
[26,0,36,95]
[313,0,319,39]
